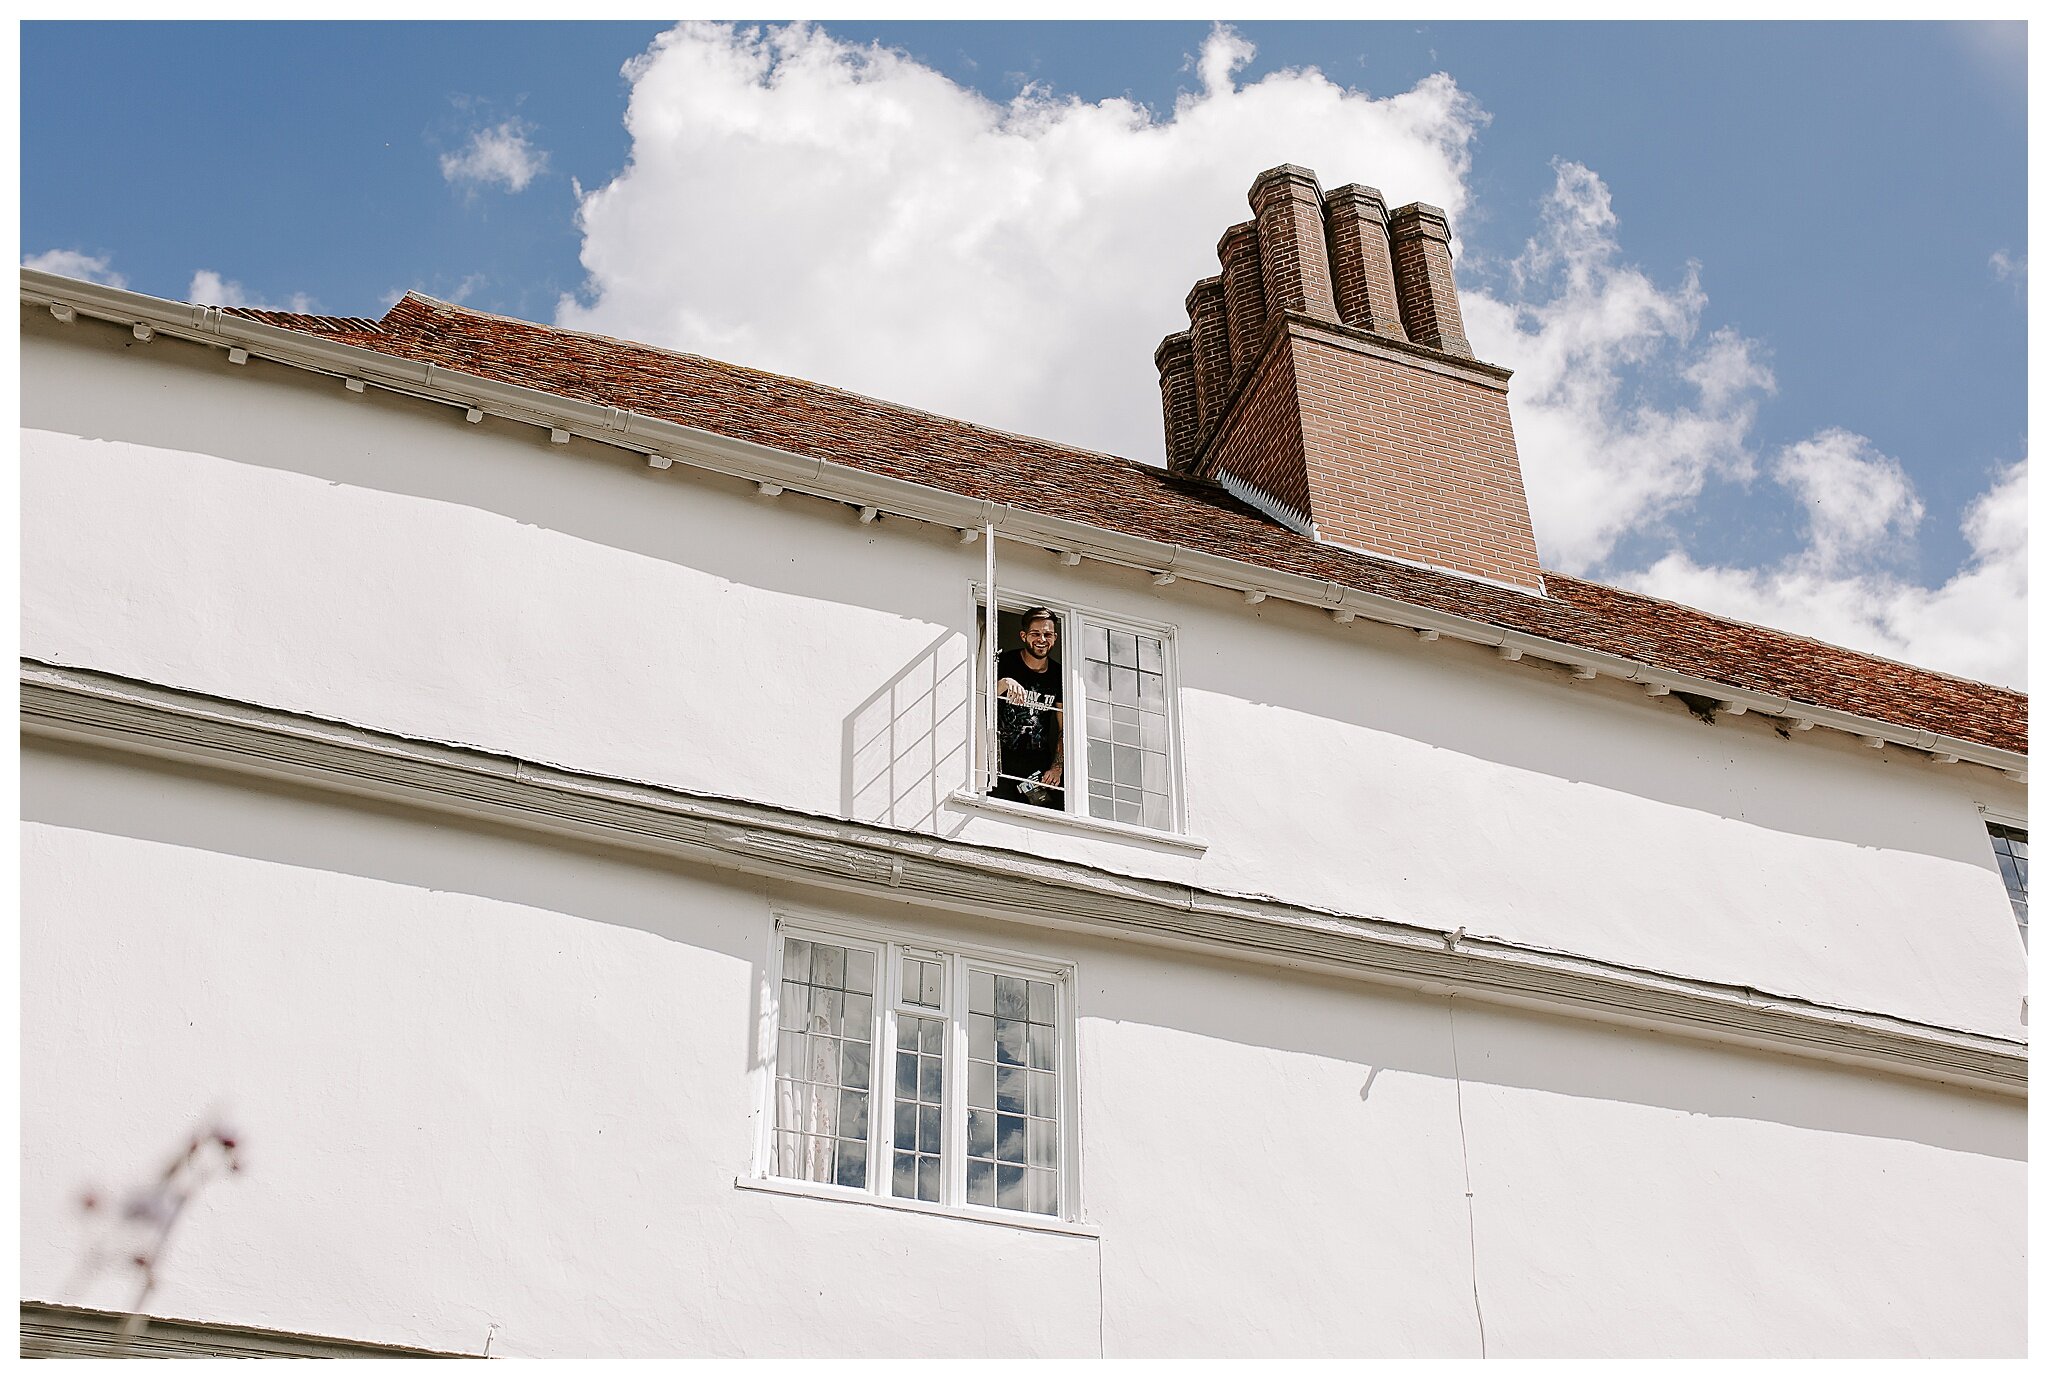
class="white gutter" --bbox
[22,269,2026,779]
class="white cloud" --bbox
[559,21,1481,462]
[441,120,548,193]
[1770,429,1924,572]
[1990,249,2025,294]
[187,270,314,314]
[559,22,2023,687]
[1460,161,1774,570]
[23,249,126,288]
[1616,457,2025,690]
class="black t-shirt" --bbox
[995,648,1063,780]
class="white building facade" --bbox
[17,170,2028,1357]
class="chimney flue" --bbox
[1325,184,1406,340]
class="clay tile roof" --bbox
[223,295,2027,756]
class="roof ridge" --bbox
[1546,571,2026,699]
[381,292,1149,475]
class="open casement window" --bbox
[976,595,1183,834]
[765,921,1078,1221]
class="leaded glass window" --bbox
[1080,624,1171,831]
[773,936,876,1189]
[766,925,1075,1222]
[892,953,947,1203]
[1988,822,2027,943]
[965,968,1061,1215]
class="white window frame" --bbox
[749,911,1087,1233]
[1978,804,2028,945]
[969,582,1191,838]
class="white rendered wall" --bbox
[19,312,2028,1043]
[19,742,2026,1357]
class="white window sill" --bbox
[946,790,1209,853]
[733,1175,1101,1239]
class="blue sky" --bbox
[19,21,2029,686]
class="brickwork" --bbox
[1387,203,1472,358]
[1325,184,1406,340]
[1185,277,1232,434]
[1218,222,1266,383]
[1194,336,1314,523]
[1153,332,1199,468]
[1250,166,1338,321]
[1290,325,1540,589]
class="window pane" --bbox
[1083,623,1109,663]
[995,1019,1025,1066]
[968,1108,994,1157]
[778,1021,867,1189]
[1109,629,1137,668]
[814,944,846,990]
[1137,635,1163,674]
[1027,1023,1055,1071]
[783,938,812,984]
[967,1158,995,1207]
[812,987,842,1032]
[839,1045,872,1098]
[1028,981,1053,1024]
[1029,1119,1056,1168]
[839,1087,868,1141]
[998,1064,1028,1113]
[969,970,995,1015]
[845,948,875,995]
[836,1141,868,1189]
[998,1164,1028,1211]
[1030,1169,1059,1216]
[1114,743,1140,787]
[1140,712,1166,752]
[995,976,1027,1019]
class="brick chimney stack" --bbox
[1157,164,1543,593]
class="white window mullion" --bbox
[872,940,900,1201]
[945,960,970,1208]
[1064,614,1090,817]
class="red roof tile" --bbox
[226,295,2026,756]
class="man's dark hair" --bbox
[1020,607,1058,629]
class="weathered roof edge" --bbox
[21,268,2028,777]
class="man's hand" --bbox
[1042,763,1063,789]
[996,677,1026,704]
